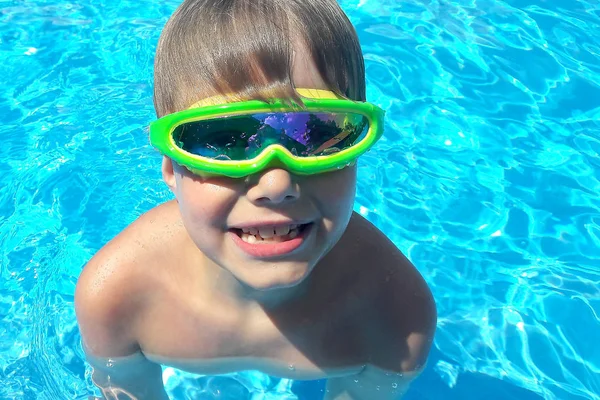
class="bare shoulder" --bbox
[75,200,187,357]
[342,212,437,373]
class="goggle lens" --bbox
[172,112,369,161]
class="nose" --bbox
[246,168,300,205]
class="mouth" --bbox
[230,223,311,244]
[228,223,313,258]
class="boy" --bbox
[75,0,436,399]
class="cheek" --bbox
[313,167,357,219]
[175,175,240,228]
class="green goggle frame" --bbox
[149,88,385,178]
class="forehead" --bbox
[291,46,328,91]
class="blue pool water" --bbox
[1,0,599,398]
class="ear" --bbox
[161,156,177,191]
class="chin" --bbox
[240,263,312,291]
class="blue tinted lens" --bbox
[172,112,369,161]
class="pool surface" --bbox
[1,0,599,399]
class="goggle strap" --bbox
[187,88,343,109]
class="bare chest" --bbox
[139,293,369,379]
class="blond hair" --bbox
[153,0,365,117]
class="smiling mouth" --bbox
[231,223,311,244]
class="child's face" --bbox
[162,50,357,291]
[166,161,356,291]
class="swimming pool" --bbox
[1,0,599,398]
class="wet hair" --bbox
[153,0,365,117]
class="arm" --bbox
[324,214,437,399]
[324,305,435,400]
[75,256,169,400]
[85,351,168,400]
[324,364,421,400]
[324,290,436,400]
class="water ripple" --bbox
[354,0,600,398]
[1,0,600,399]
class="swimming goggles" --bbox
[149,88,385,178]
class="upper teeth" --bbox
[242,224,298,237]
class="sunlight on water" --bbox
[350,0,600,398]
[0,0,599,399]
